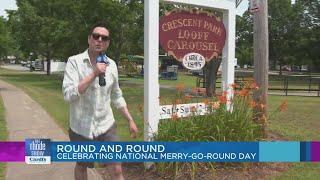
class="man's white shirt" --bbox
[62,50,126,139]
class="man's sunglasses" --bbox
[91,33,111,41]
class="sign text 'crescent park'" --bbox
[159,9,227,62]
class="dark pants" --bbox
[68,123,119,168]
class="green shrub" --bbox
[154,82,280,179]
[156,97,262,142]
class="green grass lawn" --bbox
[0,68,319,178]
[268,96,320,141]
[120,72,199,88]
[267,95,320,179]
[0,95,7,180]
[120,72,319,92]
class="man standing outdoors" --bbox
[63,22,139,180]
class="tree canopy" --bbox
[236,0,319,72]
[2,0,319,73]
[5,0,143,74]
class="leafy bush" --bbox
[154,81,287,179]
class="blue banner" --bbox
[10,139,317,163]
[51,142,259,162]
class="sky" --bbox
[0,0,17,18]
[236,0,249,16]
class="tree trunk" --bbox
[272,58,277,70]
[46,57,51,75]
[205,58,222,97]
[46,43,51,75]
[253,0,269,138]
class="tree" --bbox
[268,0,298,74]
[100,0,144,64]
[293,0,320,72]
[236,11,253,67]
[6,0,144,74]
[0,16,18,66]
[0,17,10,60]
[236,0,319,73]
[7,0,71,74]
[204,58,222,96]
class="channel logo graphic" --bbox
[25,139,51,164]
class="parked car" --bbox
[300,67,308,72]
[281,66,291,71]
[291,66,300,72]
[30,60,44,71]
[189,69,203,76]
[21,61,27,66]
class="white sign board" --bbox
[182,53,206,70]
[160,103,209,119]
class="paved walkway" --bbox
[0,80,103,180]
[1,64,45,74]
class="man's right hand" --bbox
[94,63,107,76]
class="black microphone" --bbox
[96,53,108,86]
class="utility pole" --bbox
[252,0,269,137]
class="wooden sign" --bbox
[159,9,226,62]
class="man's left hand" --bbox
[129,121,139,138]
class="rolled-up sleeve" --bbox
[111,64,127,109]
[62,58,80,102]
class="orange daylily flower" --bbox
[171,113,179,121]
[174,99,182,104]
[231,83,237,90]
[203,98,210,105]
[279,100,288,112]
[250,82,259,90]
[239,89,249,97]
[184,95,192,101]
[212,101,220,109]
[260,103,266,110]
[176,83,185,93]
[192,88,206,95]
[218,95,227,104]
[249,100,257,108]
[222,91,228,96]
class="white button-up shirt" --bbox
[62,50,126,139]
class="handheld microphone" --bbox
[96,53,109,86]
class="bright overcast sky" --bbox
[236,0,249,16]
[0,0,17,18]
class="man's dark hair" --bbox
[88,21,110,35]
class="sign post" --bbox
[144,0,160,142]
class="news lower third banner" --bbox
[0,140,319,164]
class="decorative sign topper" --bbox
[160,9,226,63]
[182,53,205,70]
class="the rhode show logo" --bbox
[25,139,51,164]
